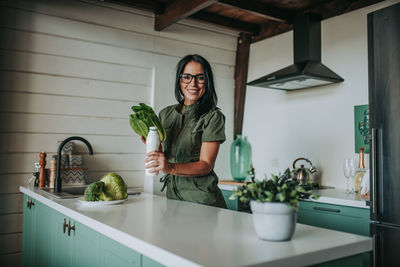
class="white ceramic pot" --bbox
[250,201,297,241]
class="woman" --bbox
[144,54,227,208]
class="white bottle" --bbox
[145,126,160,176]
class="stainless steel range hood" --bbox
[247,14,344,90]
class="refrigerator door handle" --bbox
[372,233,377,267]
[370,128,377,218]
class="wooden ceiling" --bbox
[105,0,383,43]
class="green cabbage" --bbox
[129,103,166,142]
[84,181,105,201]
[100,172,128,200]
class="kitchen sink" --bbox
[39,186,87,199]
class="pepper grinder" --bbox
[49,155,57,188]
[38,152,47,188]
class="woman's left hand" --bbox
[145,151,173,174]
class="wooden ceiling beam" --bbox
[300,0,384,19]
[234,33,251,137]
[105,0,163,13]
[155,0,217,31]
[251,21,292,43]
[191,11,260,34]
[251,0,383,43]
[218,0,292,23]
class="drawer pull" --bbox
[313,207,341,213]
[26,199,35,209]
[63,218,68,233]
[68,220,75,236]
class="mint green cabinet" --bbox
[221,189,238,210]
[297,201,371,267]
[53,210,74,267]
[100,234,165,267]
[100,234,140,267]
[297,201,370,236]
[74,221,100,267]
[141,255,164,267]
[22,193,164,267]
[297,201,370,267]
[52,210,101,267]
[35,201,55,267]
[221,189,250,212]
[22,195,37,266]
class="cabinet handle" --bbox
[370,128,377,218]
[67,220,75,236]
[313,207,341,213]
[26,199,35,209]
[63,218,68,234]
[372,234,377,267]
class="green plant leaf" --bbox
[229,167,319,209]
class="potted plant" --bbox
[230,168,318,241]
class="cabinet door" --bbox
[34,201,55,267]
[73,221,100,267]
[221,190,250,212]
[142,255,164,267]
[221,190,238,211]
[22,195,37,267]
[53,211,74,267]
[100,235,140,267]
[298,201,370,236]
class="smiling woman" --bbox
[179,64,206,106]
[144,54,227,208]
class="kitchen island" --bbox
[20,186,372,267]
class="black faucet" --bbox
[55,136,93,193]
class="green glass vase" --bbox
[230,134,252,181]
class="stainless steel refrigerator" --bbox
[368,3,400,267]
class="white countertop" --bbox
[307,188,370,209]
[219,184,370,209]
[20,186,372,267]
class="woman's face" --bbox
[180,61,206,106]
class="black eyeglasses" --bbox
[180,73,206,84]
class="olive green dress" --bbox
[159,103,227,208]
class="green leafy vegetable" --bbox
[229,168,319,210]
[84,181,106,201]
[100,172,128,200]
[84,173,128,201]
[129,103,166,142]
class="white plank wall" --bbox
[0,0,237,264]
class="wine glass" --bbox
[343,158,355,194]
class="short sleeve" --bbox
[202,109,226,144]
